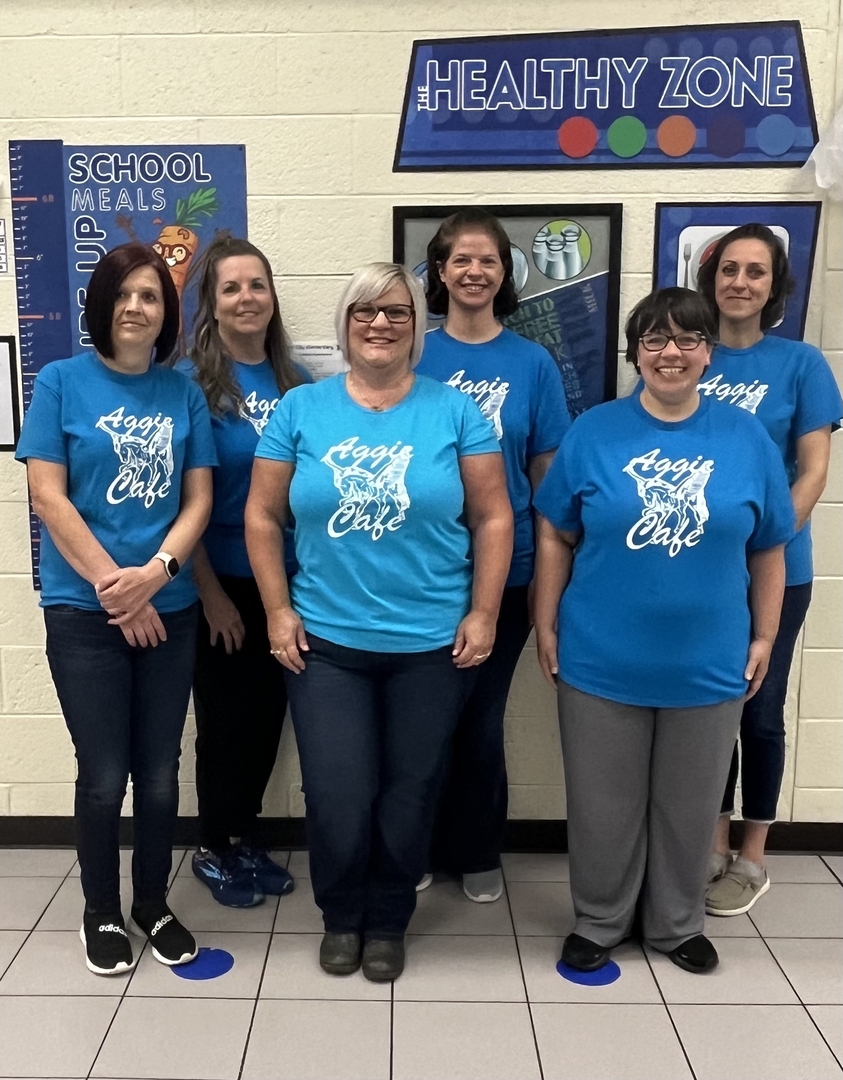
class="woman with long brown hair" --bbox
[176,236,310,908]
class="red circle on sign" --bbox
[558,117,599,159]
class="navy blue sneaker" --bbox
[191,848,264,907]
[234,845,295,896]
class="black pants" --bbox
[721,582,813,823]
[286,634,475,937]
[432,585,532,875]
[193,576,287,851]
[44,603,198,911]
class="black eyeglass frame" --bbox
[638,330,710,352]
[349,303,415,325]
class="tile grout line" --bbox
[641,946,698,1080]
[0,855,77,990]
[83,850,186,1079]
[819,855,843,886]
[754,921,843,1071]
[236,859,286,1080]
[502,873,545,1080]
[389,973,395,1080]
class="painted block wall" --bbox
[0,0,840,822]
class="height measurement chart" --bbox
[9,139,248,584]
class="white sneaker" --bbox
[416,873,433,892]
[463,868,503,903]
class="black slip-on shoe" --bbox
[319,932,362,975]
[667,934,719,974]
[129,902,198,966]
[80,910,135,976]
[560,933,611,972]
[362,937,405,982]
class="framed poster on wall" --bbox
[394,203,623,418]
[653,201,821,340]
[0,336,21,451]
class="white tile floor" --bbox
[0,849,841,1079]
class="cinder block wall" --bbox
[0,0,840,822]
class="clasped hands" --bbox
[95,561,169,647]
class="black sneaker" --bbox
[80,910,135,976]
[129,901,198,966]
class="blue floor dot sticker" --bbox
[556,958,621,986]
[173,947,234,981]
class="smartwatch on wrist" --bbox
[152,551,180,580]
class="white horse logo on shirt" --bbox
[623,449,714,557]
[446,370,510,440]
[96,407,174,508]
[322,436,413,541]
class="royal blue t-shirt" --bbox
[418,326,569,587]
[16,352,217,612]
[534,391,794,708]
[256,373,501,652]
[176,358,312,578]
[698,335,842,586]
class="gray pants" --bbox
[557,680,743,952]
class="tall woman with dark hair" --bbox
[16,243,216,975]
[696,224,842,915]
[417,209,569,902]
[176,236,309,907]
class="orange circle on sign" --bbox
[657,115,697,158]
[558,117,599,159]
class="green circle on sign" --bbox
[607,116,647,158]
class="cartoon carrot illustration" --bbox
[152,187,219,302]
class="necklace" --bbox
[347,371,414,412]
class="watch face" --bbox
[166,556,180,578]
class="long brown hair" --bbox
[185,235,302,415]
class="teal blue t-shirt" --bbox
[255,373,501,652]
[16,352,217,612]
[698,335,842,586]
[417,326,570,587]
[534,391,794,708]
[175,358,312,578]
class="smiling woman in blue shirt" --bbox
[16,243,216,978]
[696,224,843,916]
[175,236,310,911]
[533,287,793,977]
[245,262,513,983]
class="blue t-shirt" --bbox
[417,326,569,587]
[534,391,794,708]
[698,335,842,586]
[176,358,312,578]
[16,352,217,612]
[255,373,501,652]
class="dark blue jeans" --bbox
[44,603,199,911]
[286,634,475,937]
[193,575,287,850]
[432,585,532,874]
[721,582,813,822]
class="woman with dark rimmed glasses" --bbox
[245,263,513,982]
[533,287,793,975]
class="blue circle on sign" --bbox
[173,947,234,980]
[756,115,797,157]
[556,958,621,986]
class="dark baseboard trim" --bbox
[0,817,841,853]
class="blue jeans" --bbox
[286,634,475,937]
[44,604,198,911]
[432,585,532,874]
[721,582,813,822]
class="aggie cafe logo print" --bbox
[322,436,414,541]
[96,407,175,508]
[623,449,714,557]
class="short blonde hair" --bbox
[335,262,427,368]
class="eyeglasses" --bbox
[350,303,414,325]
[639,331,708,352]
